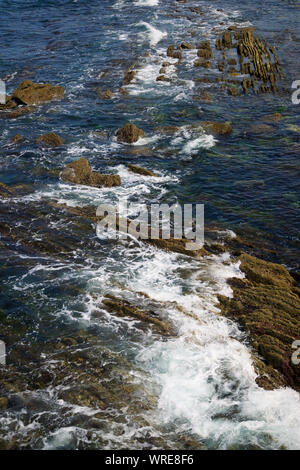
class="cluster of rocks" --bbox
[0,80,65,118]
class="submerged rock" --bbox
[11,80,65,105]
[0,182,12,198]
[198,121,233,135]
[123,68,135,85]
[116,123,145,144]
[128,164,158,177]
[102,294,174,336]
[11,133,23,144]
[61,157,121,188]
[97,89,113,99]
[36,132,63,147]
[218,253,300,391]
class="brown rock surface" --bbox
[61,158,121,188]
[11,80,64,105]
[116,123,145,144]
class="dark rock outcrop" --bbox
[197,121,233,135]
[128,164,158,177]
[61,158,121,188]
[11,80,65,105]
[116,123,145,144]
[218,253,300,391]
[36,132,63,147]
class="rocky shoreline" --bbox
[0,0,299,450]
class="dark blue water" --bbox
[0,0,299,450]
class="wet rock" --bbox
[116,123,145,144]
[228,87,239,96]
[0,182,13,198]
[156,75,166,82]
[128,164,158,177]
[259,113,283,123]
[97,89,113,99]
[218,253,300,391]
[0,397,8,409]
[197,48,213,59]
[147,238,209,259]
[192,91,212,103]
[1,106,34,119]
[228,58,237,65]
[36,132,63,147]
[123,68,135,85]
[246,124,275,135]
[11,80,64,105]
[102,294,173,336]
[11,133,23,144]
[198,121,233,135]
[194,59,211,68]
[61,157,121,188]
[181,42,194,49]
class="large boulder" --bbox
[116,123,144,144]
[61,158,121,188]
[36,132,63,147]
[11,80,65,105]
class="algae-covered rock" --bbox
[61,158,121,188]
[36,132,63,147]
[0,182,13,198]
[128,164,158,177]
[116,123,145,144]
[11,80,64,105]
[102,294,174,336]
[218,253,300,391]
[11,133,23,144]
[198,121,233,135]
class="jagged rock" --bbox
[197,48,212,59]
[36,132,63,147]
[11,133,23,143]
[61,157,121,188]
[102,294,173,336]
[128,164,158,177]
[192,91,212,102]
[0,397,8,409]
[181,42,194,49]
[97,89,113,99]
[228,58,237,65]
[123,68,135,85]
[228,87,239,96]
[11,80,64,105]
[0,182,12,198]
[194,59,211,68]
[0,96,17,110]
[218,253,300,391]
[156,75,166,82]
[1,106,34,119]
[198,121,233,135]
[116,123,144,144]
[147,238,209,259]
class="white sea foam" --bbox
[134,0,159,6]
[137,21,167,47]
